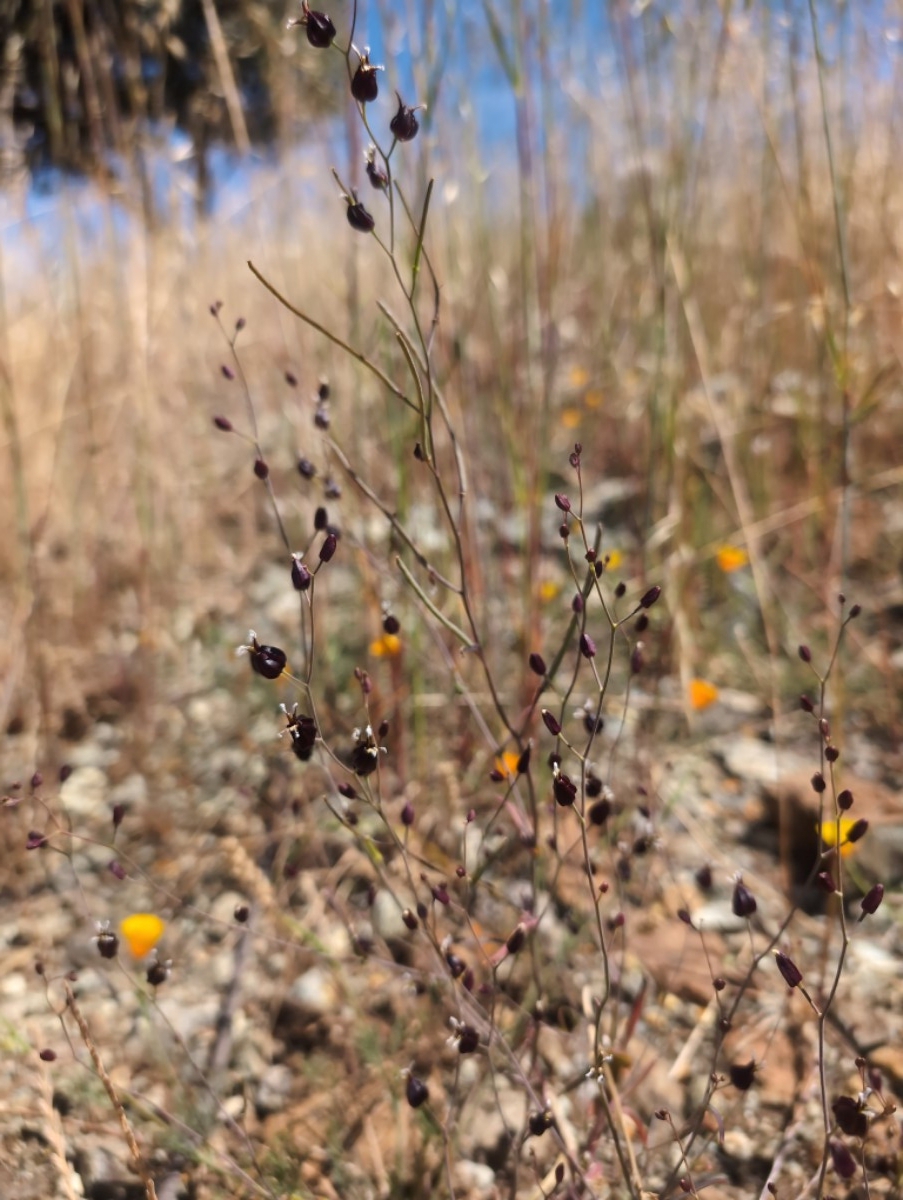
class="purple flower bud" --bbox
[457,1025,479,1054]
[254,458,269,480]
[640,584,661,609]
[554,493,571,512]
[26,830,47,850]
[346,199,375,233]
[811,771,826,793]
[816,870,837,893]
[729,1061,757,1091]
[298,457,316,479]
[401,800,415,827]
[832,1095,869,1139]
[285,371,298,387]
[338,782,356,799]
[108,860,126,881]
[677,909,693,926]
[505,925,526,955]
[319,533,337,563]
[553,773,577,807]
[528,1109,553,1136]
[800,694,815,713]
[291,558,312,591]
[213,413,232,432]
[516,744,531,775]
[39,1048,57,1062]
[112,803,125,829]
[825,745,839,762]
[798,644,812,663]
[406,1074,429,1108]
[96,929,119,959]
[390,93,422,142]
[572,592,584,614]
[849,603,861,618]
[541,710,561,737]
[580,632,596,658]
[528,652,546,676]
[847,818,868,844]
[234,904,250,922]
[589,796,611,825]
[630,643,644,674]
[838,789,853,810]
[221,364,235,380]
[732,879,757,918]
[59,764,72,782]
[366,147,388,190]
[351,52,383,103]
[431,883,449,906]
[314,505,328,530]
[829,1139,858,1180]
[247,639,287,680]
[774,950,803,988]
[296,1,336,48]
[402,908,418,930]
[446,952,465,978]
[859,883,884,918]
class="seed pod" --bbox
[640,584,661,609]
[351,52,382,103]
[528,652,547,676]
[580,632,596,659]
[390,93,422,142]
[319,533,338,563]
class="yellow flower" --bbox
[819,817,857,858]
[538,580,560,603]
[494,751,521,780]
[716,544,749,573]
[605,549,623,571]
[369,633,401,658]
[689,679,719,711]
[568,366,590,389]
[584,389,604,410]
[120,913,166,958]
[561,407,581,430]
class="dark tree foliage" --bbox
[0,0,344,208]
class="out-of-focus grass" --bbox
[1,2,901,753]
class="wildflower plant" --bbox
[12,4,901,1200]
